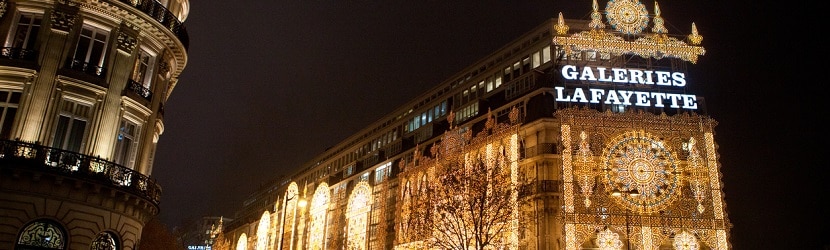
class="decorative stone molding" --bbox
[50,4,79,33]
[116,23,139,54]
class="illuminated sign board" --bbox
[554,65,698,110]
[188,246,210,250]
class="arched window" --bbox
[90,231,118,250]
[278,182,299,249]
[255,211,270,250]
[346,181,372,250]
[236,233,247,250]
[16,219,67,249]
[309,182,330,250]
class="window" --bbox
[131,49,155,89]
[587,50,597,61]
[114,119,139,168]
[532,51,541,68]
[90,232,119,250]
[9,12,42,50]
[0,90,21,139]
[374,162,391,184]
[16,219,66,249]
[344,164,355,177]
[52,100,92,152]
[71,24,109,76]
[542,46,551,63]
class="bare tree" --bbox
[139,217,185,250]
[428,150,516,250]
[398,108,521,250]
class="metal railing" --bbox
[126,79,153,101]
[0,139,162,205]
[67,59,106,78]
[0,47,38,61]
[110,0,189,50]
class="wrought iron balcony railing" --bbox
[0,139,162,205]
[110,0,189,50]
[67,59,107,78]
[0,47,38,61]
[126,79,153,102]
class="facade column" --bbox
[16,4,77,143]
[88,23,137,160]
[135,54,171,175]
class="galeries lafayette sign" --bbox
[554,65,698,110]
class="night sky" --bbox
[151,1,824,249]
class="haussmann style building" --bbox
[217,1,731,249]
[0,0,189,249]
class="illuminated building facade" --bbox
[220,1,730,249]
[0,0,188,249]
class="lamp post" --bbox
[611,188,639,250]
[278,192,296,250]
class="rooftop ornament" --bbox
[553,0,705,63]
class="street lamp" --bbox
[611,188,639,250]
[278,193,296,250]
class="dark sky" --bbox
[152,1,824,249]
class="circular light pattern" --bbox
[602,130,680,212]
[605,0,649,35]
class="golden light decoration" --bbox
[236,233,247,250]
[601,130,681,213]
[555,12,569,35]
[672,231,700,250]
[255,211,270,250]
[605,0,649,35]
[574,131,597,208]
[651,1,667,34]
[686,137,708,213]
[552,0,706,63]
[688,23,703,45]
[309,183,330,250]
[558,108,730,250]
[595,228,623,250]
[346,181,372,250]
[589,0,606,29]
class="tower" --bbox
[0,0,188,249]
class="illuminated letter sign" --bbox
[555,65,697,109]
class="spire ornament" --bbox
[688,22,703,45]
[589,0,606,29]
[555,12,570,35]
[651,1,668,34]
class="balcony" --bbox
[0,139,162,206]
[125,79,153,104]
[110,0,189,50]
[0,47,39,69]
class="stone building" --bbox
[221,1,730,249]
[0,0,189,249]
